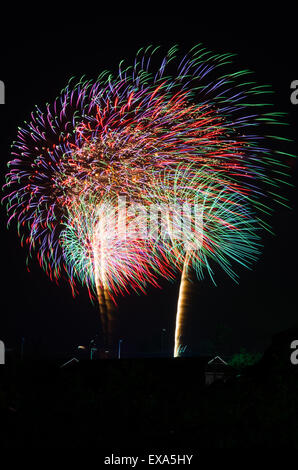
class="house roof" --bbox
[207,356,228,366]
[60,357,79,368]
[205,355,231,373]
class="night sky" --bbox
[0,17,297,359]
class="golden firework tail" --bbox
[93,224,110,350]
[174,253,194,357]
[103,287,118,352]
[95,283,108,344]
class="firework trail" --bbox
[61,192,174,346]
[146,166,261,356]
[2,44,293,355]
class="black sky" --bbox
[0,16,297,358]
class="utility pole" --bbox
[118,339,123,359]
[89,339,97,360]
[161,329,166,356]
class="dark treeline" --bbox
[0,326,298,449]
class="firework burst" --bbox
[2,44,293,355]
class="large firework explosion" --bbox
[2,44,293,355]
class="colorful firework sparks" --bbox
[61,192,175,302]
[60,164,261,304]
[147,165,262,284]
[2,43,293,303]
